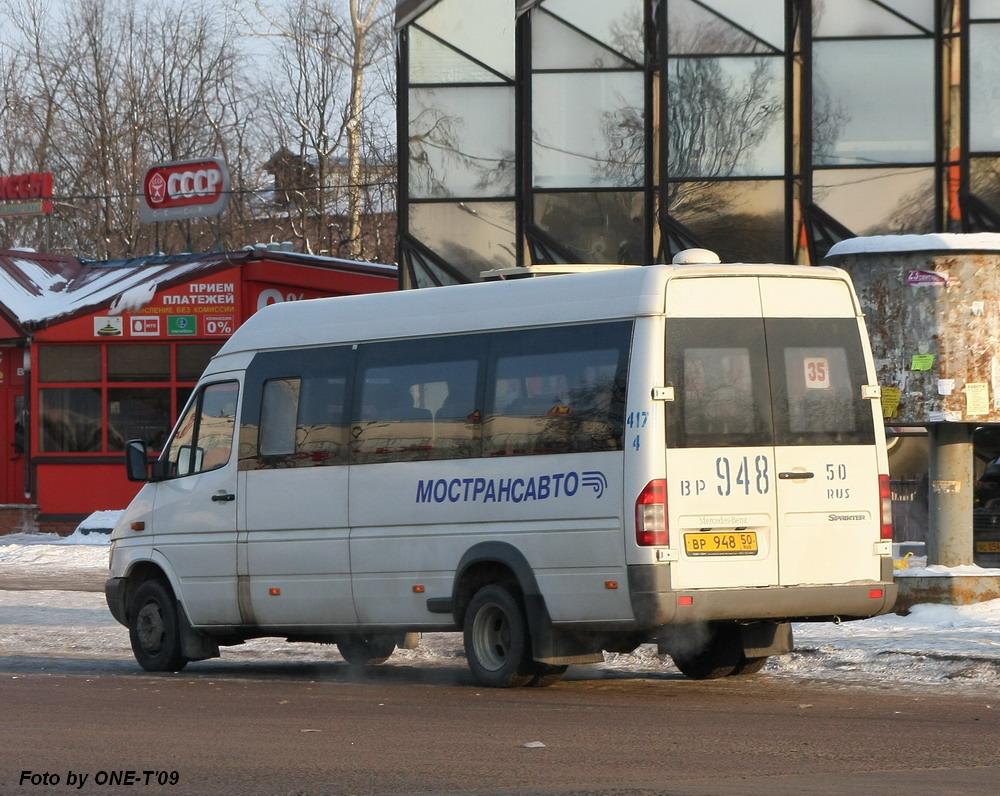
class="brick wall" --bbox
[0,504,39,534]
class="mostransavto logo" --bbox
[415,470,608,505]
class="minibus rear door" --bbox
[664,285,781,590]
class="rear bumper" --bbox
[105,577,128,627]
[628,563,898,626]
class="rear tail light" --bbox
[879,474,893,540]
[636,479,668,546]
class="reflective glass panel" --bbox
[970,24,1000,151]
[418,0,514,78]
[410,27,504,84]
[533,191,645,264]
[533,72,644,189]
[409,87,515,198]
[813,39,934,165]
[667,0,773,54]
[971,0,1000,18]
[812,0,925,37]
[667,56,784,178]
[532,10,632,69]
[666,179,785,263]
[541,0,643,63]
[970,157,1000,210]
[699,0,785,50]
[879,0,936,30]
[813,167,935,236]
[405,246,462,288]
[410,201,516,280]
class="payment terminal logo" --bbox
[167,315,197,336]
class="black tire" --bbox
[670,624,742,680]
[463,584,534,688]
[337,634,396,666]
[730,655,768,676]
[128,580,187,672]
[528,663,567,688]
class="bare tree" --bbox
[256,0,394,257]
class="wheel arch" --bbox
[122,552,184,622]
[452,542,552,657]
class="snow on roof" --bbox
[827,233,1000,258]
[0,249,397,333]
[0,250,236,330]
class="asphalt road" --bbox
[1,658,997,796]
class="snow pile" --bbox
[0,543,108,570]
[827,233,1000,258]
[897,562,1000,578]
[109,281,157,314]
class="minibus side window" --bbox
[484,322,630,457]
[162,381,239,477]
[352,335,485,464]
[666,319,773,449]
[239,346,353,470]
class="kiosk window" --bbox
[39,388,102,452]
[108,388,171,451]
[108,345,169,381]
[39,345,100,383]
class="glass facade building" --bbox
[396,0,1000,287]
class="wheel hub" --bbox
[472,603,511,672]
[136,603,165,653]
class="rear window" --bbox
[666,319,773,448]
[667,317,875,448]
[766,318,875,446]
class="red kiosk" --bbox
[0,248,396,532]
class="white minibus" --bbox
[106,260,896,687]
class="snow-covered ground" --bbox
[1,532,998,689]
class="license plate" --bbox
[976,540,1000,553]
[684,531,758,556]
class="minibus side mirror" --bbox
[125,439,150,482]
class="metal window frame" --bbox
[805,0,944,257]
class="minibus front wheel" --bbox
[128,580,187,673]
[464,584,535,688]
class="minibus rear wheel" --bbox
[128,580,187,672]
[464,584,534,688]
[669,623,741,680]
[337,634,396,666]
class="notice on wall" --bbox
[937,378,955,396]
[123,276,238,339]
[880,386,901,419]
[910,354,935,371]
[965,382,990,417]
[93,316,123,337]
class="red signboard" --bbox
[0,172,54,217]
[139,158,230,222]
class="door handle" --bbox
[778,471,815,480]
[212,492,236,502]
